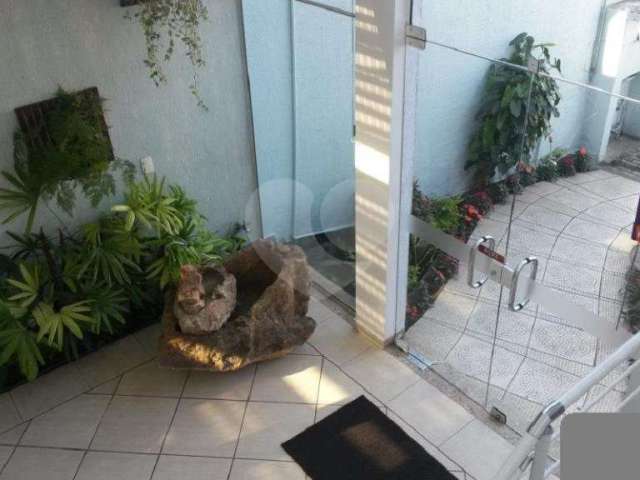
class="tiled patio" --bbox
[405,169,639,433]
[0,295,517,480]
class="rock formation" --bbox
[159,239,316,371]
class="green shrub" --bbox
[0,172,244,384]
[466,33,562,183]
[488,182,509,204]
[557,155,577,177]
[625,266,640,333]
[430,197,463,233]
[575,147,594,173]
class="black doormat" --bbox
[282,396,458,480]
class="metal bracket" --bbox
[509,256,539,311]
[468,236,496,288]
[406,25,426,50]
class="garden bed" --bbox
[405,147,595,329]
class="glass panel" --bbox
[292,1,356,307]
[244,0,356,307]
[400,40,534,412]
[402,0,640,437]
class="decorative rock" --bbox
[159,239,316,371]
[174,265,237,335]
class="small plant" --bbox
[466,33,562,184]
[506,174,524,194]
[624,266,640,333]
[430,197,463,233]
[126,0,209,109]
[488,182,509,204]
[575,147,594,173]
[557,154,577,177]
[464,190,493,216]
[518,162,538,186]
[535,160,558,182]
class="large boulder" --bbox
[159,239,316,371]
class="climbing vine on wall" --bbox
[125,0,209,110]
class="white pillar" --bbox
[354,0,412,345]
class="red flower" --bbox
[579,147,588,157]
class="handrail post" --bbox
[529,426,553,480]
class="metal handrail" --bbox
[491,331,640,480]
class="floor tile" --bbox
[422,291,476,330]
[251,355,322,404]
[543,259,602,298]
[75,452,156,480]
[387,411,466,476]
[0,447,83,480]
[508,358,579,405]
[163,399,245,457]
[518,204,573,231]
[0,424,27,446]
[10,364,86,420]
[228,459,306,480]
[551,236,608,270]
[404,318,462,361]
[21,394,110,449]
[116,361,187,397]
[75,336,152,390]
[292,342,320,355]
[134,322,162,355]
[441,420,513,480]
[91,396,177,453]
[445,335,524,389]
[152,455,231,480]
[317,361,368,405]
[465,302,535,348]
[563,218,620,246]
[88,377,121,395]
[236,402,315,461]
[342,349,420,403]
[582,202,634,229]
[388,380,473,446]
[0,395,21,434]
[308,318,372,366]
[0,447,11,470]
[584,176,640,200]
[529,319,597,365]
[183,366,256,400]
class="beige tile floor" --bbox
[0,296,517,480]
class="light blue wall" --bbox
[0,0,260,242]
[415,0,605,195]
[242,0,295,240]
[292,2,354,237]
[623,75,640,138]
[242,0,354,240]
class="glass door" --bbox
[398,0,640,435]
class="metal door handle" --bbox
[467,236,496,288]
[509,256,539,311]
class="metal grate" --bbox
[14,86,114,161]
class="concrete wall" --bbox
[623,75,640,138]
[415,0,605,196]
[242,0,355,240]
[0,0,260,241]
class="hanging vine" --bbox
[126,0,209,110]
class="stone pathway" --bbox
[0,294,521,480]
[405,169,640,434]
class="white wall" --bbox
[0,0,260,241]
[414,0,605,196]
